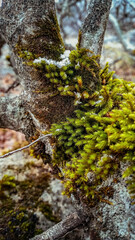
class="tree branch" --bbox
[30,212,84,240]
[80,0,112,55]
[0,95,35,138]
[125,0,135,10]
[109,13,135,58]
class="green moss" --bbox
[0,175,16,198]
[15,36,135,204]
[0,169,59,239]
[47,56,135,204]
[16,11,65,61]
[30,48,101,98]
[7,209,38,240]
[38,202,60,222]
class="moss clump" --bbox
[16,39,135,204]
[31,48,101,98]
[38,202,60,223]
[6,209,38,240]
[25,45,135,203]
[48,57,135,203]
[0,175,16,199]
[0,169,59,239]
[16,11,65,61]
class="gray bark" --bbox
[0,0,112,136]
[0,95,35,138]
[30,212,84,240]
[0,0,74,136]
[1,1,134,240]
[80,0,112,55]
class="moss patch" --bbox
[49,58,135,204]
[0,166,60,240]
[16,11,65,61]
[31,48,101,97]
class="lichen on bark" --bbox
[16,11,65,61]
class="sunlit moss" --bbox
[30,48,101,99]
[49,56,135,203]
[16,38,135,204]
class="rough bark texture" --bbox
[1,1,135,240]
[0,0,74,137]
[30,212,83,240]
[0,0,112,136]
[87,165,135,240]
[0,34,4,54]
[80,0,112,55]
[0,95,35,138]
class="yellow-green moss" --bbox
[48,54,135,203]
[0,175,16,198]
[15,40,135,204]
[7,209,38,240]
[38,202,60,223]
[30,48,101,97]
[0,170,60,239]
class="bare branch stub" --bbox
[30,212,84,240]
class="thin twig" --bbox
[0,133,52,159]
[5,79,20,93]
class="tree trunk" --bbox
[1,1,135,240]
[80,0,112,55]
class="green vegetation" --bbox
[0,175,16,198]
[0,169,60,240]
[25,48,134,205]
[50,56,135,203]
[17,36,135,204]
[32,48,101,97]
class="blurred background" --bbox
[0,1,135,238]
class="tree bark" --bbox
[0,0,112,135]
[1,1,135,240]
[0,95,35,138]
[30,212,84,240]
[80,0,112,55]
[0,0,74,137]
